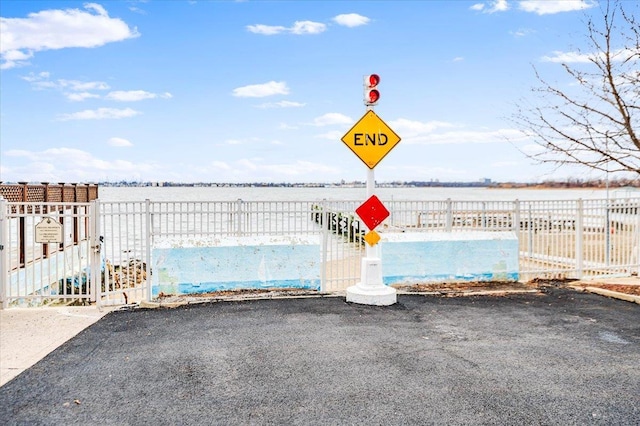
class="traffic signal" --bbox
[363,74,380,106]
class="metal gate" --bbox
[0,199,100,308]
[98,200,151,306]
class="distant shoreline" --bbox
[2,180,637,190]
[96,180,639,190]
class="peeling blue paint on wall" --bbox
[380,231,519,284]
[152,236,321,296]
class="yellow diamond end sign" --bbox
[341,110,401,169]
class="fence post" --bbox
[513,199,521,276]
[481,201,487,229]
[236,199,243,236]
[320,200,328,292]
[42,182,49,259]
[89,199,101,304]
[19,182,27,267]
[575,199,584,279]
[0,197,7,309]
[72,184,79,245]
[145,199,152,302]
[445,198,453,232]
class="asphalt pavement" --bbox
[1,287,639,425]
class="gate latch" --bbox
[92,236,104,253]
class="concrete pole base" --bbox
[346,284,397,306]
[345,257,397,306]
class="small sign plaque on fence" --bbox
[35,217,63,243]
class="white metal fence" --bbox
[1,197,638,307]
[0,201,101,308]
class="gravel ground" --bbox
[1,286,639,425]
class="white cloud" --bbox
[332,14,370,28]
[59,80,110,91]
[518,0,595,15]
[256,100,306,109]
[453,57,464,62]
[0,3,139,69]
[247,20,327,35]
[389,118,456,135]
[312,113,353,126]
[57,107,141,121]
[66,92,101,102]
[0,49,33,69]
[20,73,172,103]
[472,0,596,15]
[521,143,546,155]
[491,0,510,12]
[246,24,288,35]
[232,159,340,177]
[21,71,50,82]
[404,128,526,145]
[510,28,534,37]
[541,48,635,64]
[237,158,258,170]
[224,139,243,145]
[290,21,326,35]
[473,0,510,14]
[211,161,232,171]
[490,160,519,168]
[541,51,592,63]
[386,118,527,146]
[4,147,156,182]
[278,123,298,130]
[232,81,290,98]
[108,137,133,147]
[22,73,111,92]
[106,90,173,101]
[247,14,372,36]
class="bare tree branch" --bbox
[510,0,640,176]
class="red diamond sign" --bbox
[355,195,389,230]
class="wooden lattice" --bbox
[0,183,99,202]
[46,186,63,202]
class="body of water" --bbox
[99,186,620,203]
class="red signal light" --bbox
[364,74,380,106]
[367,89,380,104]
[367,74,380,88]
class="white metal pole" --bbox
[366,167,375,259]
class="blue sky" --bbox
[0,0,617,183]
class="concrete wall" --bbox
[380,231,519,284]
[152,235,321,296]
[151,231,518,296]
